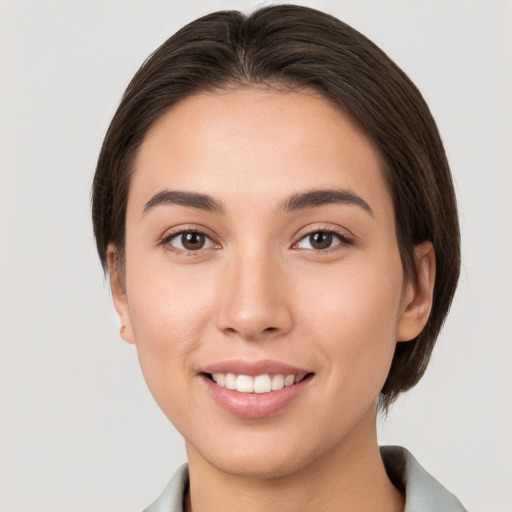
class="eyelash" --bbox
[160,226,219,255]
[293,227,354,252]
[160,226,354,256]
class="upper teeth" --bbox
[211,373,306,394]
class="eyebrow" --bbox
[281,189,374,216]
[143,190,225,216]
[142,187,373,218]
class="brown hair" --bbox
[92,4,460,410]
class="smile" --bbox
[200,362,314,418]
[210,373,308,394]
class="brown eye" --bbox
[181,232,205,250]
[295,230,352,251]
[164,230,216,252]
[309,232,333,250]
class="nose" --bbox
[215,247,293,342]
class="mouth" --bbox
[203,372,314,394]
[199,360,314,418]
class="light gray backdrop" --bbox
[1,1,511,511]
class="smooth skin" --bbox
[109,88,435,512]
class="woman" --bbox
[92,5,465,511]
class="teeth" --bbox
[225,373,236,390]
[254,374,272,393]
[271,374,285,391]
[210,372,307,394]
[212,373,225,387]
[284,375,295,387]
[236,375,254,393]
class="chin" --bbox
[187,431,328,481]
[211,451,310,480]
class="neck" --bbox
[184,406,404,512]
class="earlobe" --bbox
[107,245,136,345]
[396,241,436,342]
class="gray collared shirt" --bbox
[143,446,467,512]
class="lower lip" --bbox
[201,375,312,419]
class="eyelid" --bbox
[159,224,221,253]
[291,225,355,251]
[158,223,354,254]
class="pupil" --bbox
[182,232,204,250]
[310,232,332,249]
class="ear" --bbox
[107,245,135,345]
[396,241,436,342]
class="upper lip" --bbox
[200,359,311,376]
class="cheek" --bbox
[125,264,216,401]
[299,258,403,389]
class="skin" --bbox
[109,88,435,512]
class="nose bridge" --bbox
[216,241,292,340]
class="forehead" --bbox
[129,88,391,220]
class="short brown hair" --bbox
[92,5,460,410]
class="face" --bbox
[111,88,432,478]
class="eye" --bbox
[295,230,352,251]
[163,230,217,252]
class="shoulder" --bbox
[380,445,467,512]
